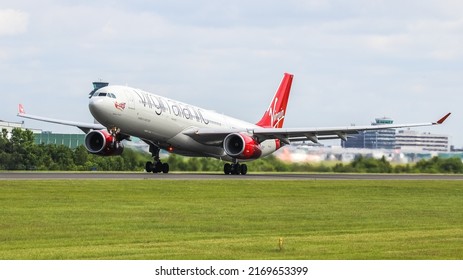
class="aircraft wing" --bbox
[183,113,451,145]
[17,104,105,133]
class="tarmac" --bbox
[2,172,463,180]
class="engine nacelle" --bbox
[223,133,262,160]
[84,130,124,156]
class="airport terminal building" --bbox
[341,117,396,149]
[395,129,450,152]
[342,117,450,152]
[34,132,85,149]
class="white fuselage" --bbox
[89,85,279,161]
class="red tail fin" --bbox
[256,73,293,128]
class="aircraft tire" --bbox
[232,163,241,175]
[224,163,231,175]
[240,164,248,175]
[152,161,163,173]
[162,163,169,174]
[145,161,153,173]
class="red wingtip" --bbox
[436,112,451,124]
[18,104,25,114]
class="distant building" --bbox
[341,117,396,149]
[1,120,42,136]
[0,120,24,133]
[1,119,86,148]
[395,129,449,152]
[34,132,85,149]
[342,117,450,152]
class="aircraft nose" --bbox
[88,96,99,110]
[88,97,106,118]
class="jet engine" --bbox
[84,130,124,156]
[223,133,262,159]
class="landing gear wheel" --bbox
[232,163,241,175]
[162,163,169,174]
[240,164,248,175]
[224,163,231,175]
[154,161,163,173]
[151,161,168,173]
[224,163,248,175]
[145,161,153,173]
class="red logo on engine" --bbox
[114,102,126,111]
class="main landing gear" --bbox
[145,145,169,174]
[223,162,248,175]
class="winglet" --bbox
[18,104,25,115]
[434,112,451,125]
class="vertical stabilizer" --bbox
[256,73,293,128]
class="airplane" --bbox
[17,73,451,175]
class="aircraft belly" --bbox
[118,110,179,142]
[168,133,225,158]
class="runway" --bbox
[2,171,463,180]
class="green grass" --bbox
[0,180,462,259]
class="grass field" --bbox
[0,179,462,259]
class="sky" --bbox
[1,0,462,146]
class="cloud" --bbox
[0,9,29,36]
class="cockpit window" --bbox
[93,91,116,98]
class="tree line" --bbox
[2,128,463,173]
[0,128,149,171]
